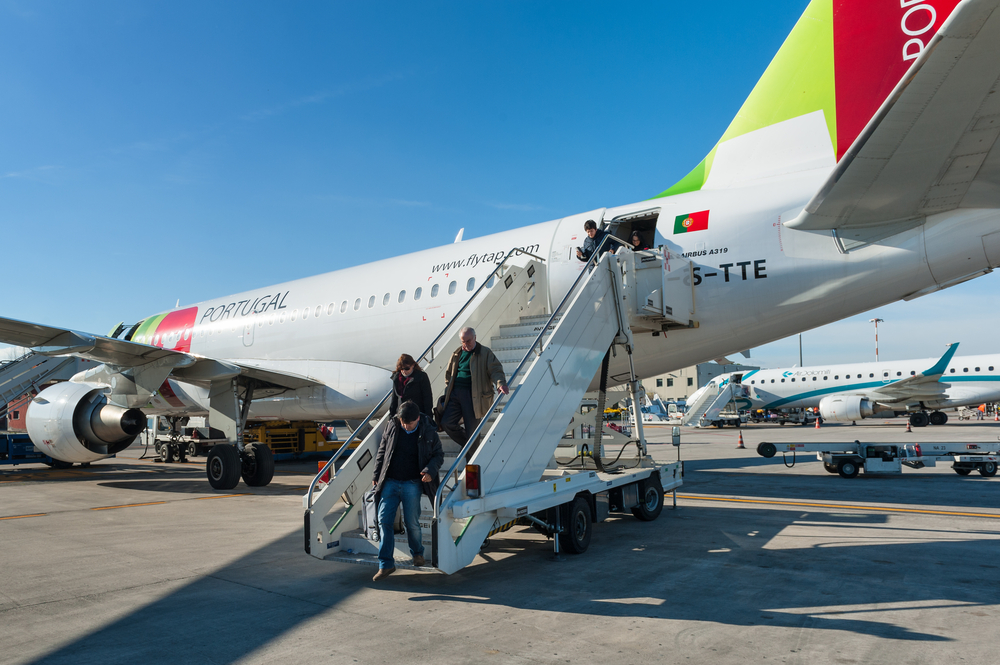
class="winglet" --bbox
[922,343,959,378]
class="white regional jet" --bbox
[4,0,1000,488]
[718,343,1000,427]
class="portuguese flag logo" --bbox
[673,210,710,234]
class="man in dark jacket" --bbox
[370,401,444,580]
[575,219,610,262]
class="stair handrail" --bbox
[433,234,620,520]
[305,247,545,511]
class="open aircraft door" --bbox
[546,208,606,310]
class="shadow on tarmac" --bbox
[26,501,1000,664]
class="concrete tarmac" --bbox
[1,419,999,664]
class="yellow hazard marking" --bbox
[0,513,46,521]
[91,501,167,511]
[675,494,1000,520]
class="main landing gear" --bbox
[909,411,948,428]
[204,378,274,490]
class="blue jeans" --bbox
[377,478,424,569]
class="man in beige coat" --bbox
[442,327,509,453]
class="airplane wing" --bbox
[787,0,1000,233]
[0,315,319,391]
[865,343,959,403]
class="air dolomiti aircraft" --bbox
[719,343,1000,427]
[3,0,1000,487]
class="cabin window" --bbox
[791,378,795,382]
[883,372,888,377]
[290,309,297,321]
[910,371,915,375]
[448,281,457,295]
[315,305,322,317]
[975,367,980,372]
[398,290,406,303]
[750,380,755,384]
[414,287,422,301]
[990,366,995,371]
[869,373,874,378]
[834,375,839,380]
[812,377,817,381]
[781,379,785,383]
[431,284,440,298]
[823,376,828,380]
[279,312,286,324]
[770,379,775,383]
[368,296,376,308]
[950,368,955,373]
[896,372,901,376]
[303,307,309,319]
[486,275,495,288]
[382,293,390,306]
[467,278,475,292]
[354,298,361,311]
[963,367,969,373]
[341,301,348,313]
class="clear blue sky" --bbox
[2,0,996,369]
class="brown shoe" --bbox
[372,567,396,581]
[413,554,426,567]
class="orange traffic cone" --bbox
[814,417,821,429]
[994,412,998,422]
[905,421,912,433]
[736,432,745,449]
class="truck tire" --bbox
[953,466,972,476]
[837,459,860,479]
[559,495,592,554]
[823,463,838,474]
[160,444,175,463]
[241,442,275,487]
[631,474,664,521]
[757,442,776,458]
[187,441,199,458]
[207,444,241,490]
[978,462,997,477]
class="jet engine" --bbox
[25,382,146,463]
[817,395,881,422]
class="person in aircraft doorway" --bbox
[389,353,434,418]
[371,400,444,580]
[628,230,650,251]
[575,219,611,262]
[442,327,509,457]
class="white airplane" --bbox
[3,0,1000,486]
[715,343,1000,427]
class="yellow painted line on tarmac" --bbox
[91,501,167,511]
[0,513,47,521]
[675,493,1000,519]
[196,493,250,500]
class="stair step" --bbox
[325,551,441,573]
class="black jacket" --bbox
[372,414,444,502]
[389,368,434,417]
[578,229,610,262]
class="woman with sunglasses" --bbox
[389,353,434,418]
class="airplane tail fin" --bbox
[655,0,963,197]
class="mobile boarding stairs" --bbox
[304,239,693,574]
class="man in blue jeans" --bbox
[370,400,444,581]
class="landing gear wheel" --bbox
[909,412,930,428]
[837,459,860,479]
[160,444,175,463]
[154,440,163,455]
[929,411,948,426]
[241,442,275,487]
[953,466,972,476]
[631,474,664,521]
[558,495,592,554]
[206,444,241,489]
[757,442,777,458]
[187,441,199,458]
[978,462,997,477]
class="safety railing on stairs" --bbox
[432,233,622,521]
[304,246,545,512]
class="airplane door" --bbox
[547,207,606,309]
[243,316,255,347]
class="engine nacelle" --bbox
[26,382,146,463]
[818,395,880,422]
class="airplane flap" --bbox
[787,0,1000,232]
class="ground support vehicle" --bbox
[756,439,1000,478]
[305,242,690,574]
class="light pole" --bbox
[869,318,884,362]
